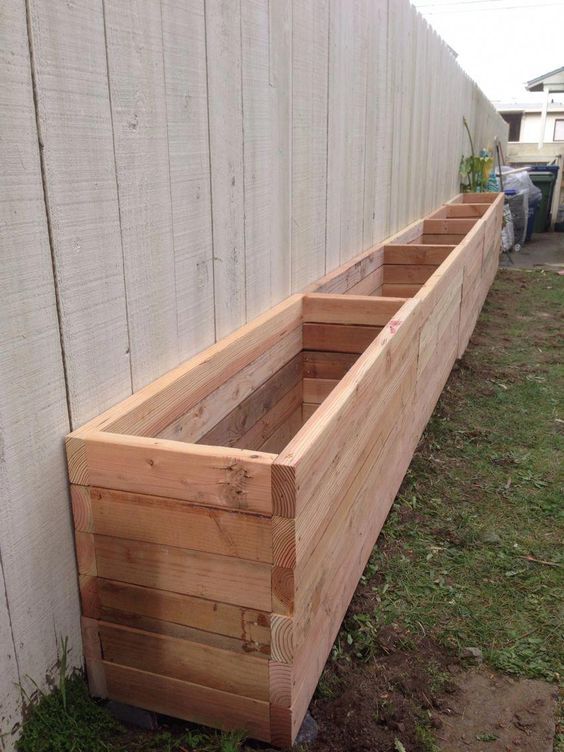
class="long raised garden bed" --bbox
[67,192,503,747]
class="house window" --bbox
[501,112,522,142]
[554,119,564,141]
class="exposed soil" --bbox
[437,669,558,752]
[306,631,455,752]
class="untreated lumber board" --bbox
[303,293,406,325]
[72,486,272,562]
[88,535,271,611]
[103,662,271,741]
[68,432,274,513]
[381,283,422,297]
[345,268,383,295]
[159,329,302,443]
[302,378,339,404]
[430,203,489,219]
[383,264,437,284]
[236,384,303,452]
[383,244,454,265]
[259,408,303,454]
[81,577,270,648]
[302,351,359,379]
[198,353,302,447]
[423,218,478,235]
[97,620,269,700]
[302,323,382,354]
[461,192,498,203]
[417,233,468,245]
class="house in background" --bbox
[496,67,564,229]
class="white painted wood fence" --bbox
[0,0,507,745]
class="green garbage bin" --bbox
[530,172,556,233]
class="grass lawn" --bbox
[15,269,563,752]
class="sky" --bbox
[411,0,564,105]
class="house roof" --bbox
[495,101,564,114]
[526,66,564,93]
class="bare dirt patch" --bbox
[437,669,558,752]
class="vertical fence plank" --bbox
[161,0,215,360]
[0,5,80,749]
[241,0,274,319]
[363,0,391,247]
[205,0,246,338]
[26,0,132,426]
[104,0,178,389]
[268,0,292,304]
[339,0,368,262]
[291,0,329,288]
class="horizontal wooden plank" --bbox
[103,662,271,741]
[98,621,269,700]
[383,264,437,285]
[237,384,303,452]
[344,267,383,295]
[89,535,272,611]
[442,203,489,218]
[259,407,303,454]
[200,353,302,448]
[423,218,477,234]
[70,431,273,514]
[97,606,269,657]
[303,293,407,326]
[83,577,270,647]
[383,244,454,265]
[74,486,272,562]
[418,233,467,245]
[302,378,339,404]
[159,328,302,443]
[381,283,422,297]
[302,323,382,354]
[302,350,359,379]
[461,192,499,204]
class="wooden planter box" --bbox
[67,192,503,747]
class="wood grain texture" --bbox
[78,486,272,562]
[0,2,81,737]
[104,662,271,740]
[161,0,215,359]
[87,578,270,648]
[98,621,269,700]
[72,432,274,514]
[89,534,271,611]
[104,0,178,390]
[205,0,246,337]
[291,0,329,288]
[26,0,132,426]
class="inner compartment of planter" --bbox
[152,297,407,455]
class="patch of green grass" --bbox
[338,270,563,682]
[17,642,248,752]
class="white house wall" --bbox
[0,1,507,747]
[518,111,564,144]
